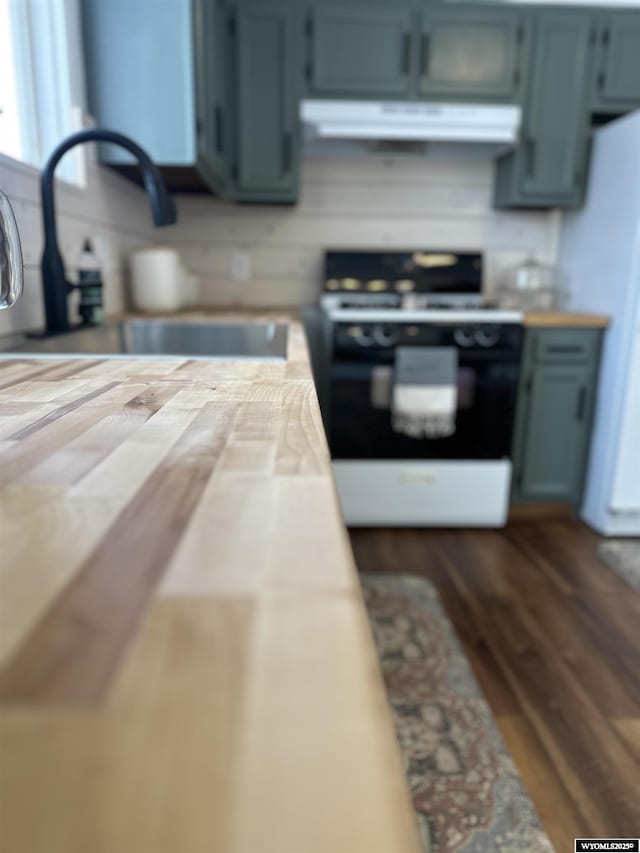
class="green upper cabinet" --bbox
[193,0,233,195]
[82,0,199,174]
[494,10,595,208]
[307,5,413,97]
[417,6,527,102]
[234,3,300,201]
[84,0,640,206]
[591,12,640,112]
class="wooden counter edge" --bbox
[523,312,610,328]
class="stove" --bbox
[320,250,524,528]
[320,250,522,325]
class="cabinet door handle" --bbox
[402,33,411,74]
[525,137,536,177]
[215,105,224,154]
[282,132,293,173]
[576,386,587,422]
[597,29,610,91]
[420,33,430,76]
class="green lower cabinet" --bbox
[511,328,602,504]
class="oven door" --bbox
[329,347,521,461]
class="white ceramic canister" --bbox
[129,247,183,313]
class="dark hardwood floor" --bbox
[349,520,640,852]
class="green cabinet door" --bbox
[516,364,594,502]
[194,0,233,195]
[307,5,413,97]
[512,328,603,505]
[234,3,300,201]
[592,13,640,112]
[495,11,594,208]
[417,6,526,101]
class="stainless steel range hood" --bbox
[300,99,522,145]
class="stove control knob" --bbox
[373,324,398,346]
[347,324,374,347]
[475,325,501,348]
[453,327,476,348]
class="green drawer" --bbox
[532,328,600,364]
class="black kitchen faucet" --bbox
[40,128,176,335]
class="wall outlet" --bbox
[230,251,251,282]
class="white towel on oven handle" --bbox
[391,347,458,439]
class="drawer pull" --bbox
[546,345,584,354]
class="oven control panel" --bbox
[334,322,522,354]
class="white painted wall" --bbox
[170,143,559,307]
[0,148,160,335]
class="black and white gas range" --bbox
[320,250,524,528]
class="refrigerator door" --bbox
[610,310,640,513]
[559,110,640,534]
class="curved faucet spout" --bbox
[41,128,177,334]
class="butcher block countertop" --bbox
[523,311,609,327]
[0,312,420,853]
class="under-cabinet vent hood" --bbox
[300,100,522,145]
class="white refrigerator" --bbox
[559,110,640,536]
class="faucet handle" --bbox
[0,190,24,309]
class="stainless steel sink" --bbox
[0,319,289,361]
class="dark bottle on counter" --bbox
[77,238,104,326]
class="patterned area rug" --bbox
[362,573,555,853]
[597,539,640,591]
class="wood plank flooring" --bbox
[349,521,640,852]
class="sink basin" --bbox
[0,319,289,361]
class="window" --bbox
[0,0,21,161]
[0,0,87,184]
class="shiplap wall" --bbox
[171,143,560,307]
[2,142,560,330]
[0,148,159,336]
